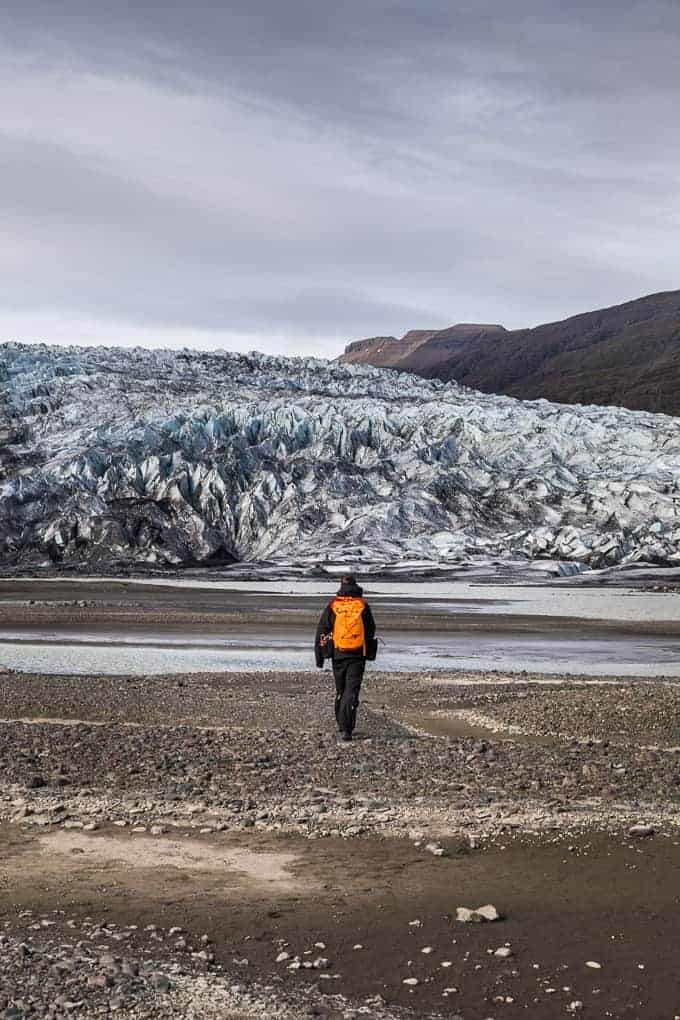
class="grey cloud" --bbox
[0,0,679,352]
[0,133,445,339]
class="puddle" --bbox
[38,831,303,891]
[401,709,557,745]
[423,676,629,686]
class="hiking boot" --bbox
[340,731,352,742]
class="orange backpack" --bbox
[331,596,366,654]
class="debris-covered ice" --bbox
[2,341,680,570]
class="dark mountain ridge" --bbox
[339,290,680,414]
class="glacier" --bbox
[2,341,680,573]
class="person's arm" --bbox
[362,602,376,642]
[315,603,334,667]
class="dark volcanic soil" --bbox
[2,658,680,1018]
[4,821,680,1020]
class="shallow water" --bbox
[2,626,680,676]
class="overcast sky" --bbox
[1,1,679,357]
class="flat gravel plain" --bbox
[2,664,680,1019]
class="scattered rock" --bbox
[149,972,171,992]
[628,824,655,837]
[455,904,501,923]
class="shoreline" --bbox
[4,576,680,636]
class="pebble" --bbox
[402,977,419,986]
[456,904,501,923]
[86,974,112,989]
[628,824,655,837]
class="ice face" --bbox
[2,340,680,571]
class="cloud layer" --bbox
[2,1,679,355]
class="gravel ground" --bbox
[0,912,404,1019]
[2,668,680,837]
[2,665,680,1018]
[470,680,680,747]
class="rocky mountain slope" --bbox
[341,324,507,369]
[2,341,680,571]
[340,290,680,414]
[339,326,487,373]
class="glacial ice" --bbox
[2,341,680,572]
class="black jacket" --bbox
[315,581,376,667]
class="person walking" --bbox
[315,574,376,742]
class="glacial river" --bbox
[3,576,680,677]
[2,626,680,677]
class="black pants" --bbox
[333,657,365,735]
